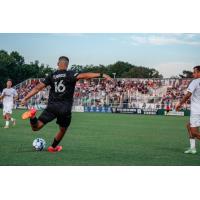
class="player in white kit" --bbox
[0,80,18,128]
[176,66,200,154]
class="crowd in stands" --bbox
[15,79,49,107]
[74,79,162,108]
[161,79,191,110]
[13,78,192,110]
[17,79,39,100]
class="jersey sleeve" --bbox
[187,80,197,94]
[41,74,52,86]
[1,89,5,96]
[69,71,79,83]
[14,89,18,97]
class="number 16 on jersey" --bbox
[54,80,66,93]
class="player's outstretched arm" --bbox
[21,82,46,105]
[0,90,5,100]
[175,91,192,111]
[76,73,113,81]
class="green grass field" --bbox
[0,109,200,166]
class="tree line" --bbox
[71,61,163,79]
[0,50,53,90]
[0,50,194,90]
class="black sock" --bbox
[52,138,60,148]
[30,117,38,126]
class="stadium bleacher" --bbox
[14,78,192,111]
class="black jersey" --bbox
[42,70,79,104]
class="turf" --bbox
[0,109,200,166]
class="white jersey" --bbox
[187,78,200,115]
[1,88,18,105]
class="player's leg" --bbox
[185,115,200,154]
[22,107,42,131]
[22,107,55,132]
[48,114,71,153]
[184,122,197,154]
[10,112,16,126]
[4,112,13,128]
[5,113,9,128]
[6,111,16,126]
[186,123,193,138]
[48,127,67,152]
[190,115,200,140]
[4,113,10,128]
[3,104,12,128]
[7,104,16,126]
[55,127,68,143]
[190,127,200,140]
[30,119,44,131]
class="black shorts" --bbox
[38,102,72,128]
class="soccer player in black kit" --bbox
[21,56,112,152]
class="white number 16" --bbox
[54,80,66,92]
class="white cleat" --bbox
[3,126,9,129]
[184,148,197,154]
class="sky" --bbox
[0,33,200,78]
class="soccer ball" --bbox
[32,138,46,151]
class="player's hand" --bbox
[175,102,181,111]
[0,95,4,100]
[103,74,113,82]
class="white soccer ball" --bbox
[32,138,46,151]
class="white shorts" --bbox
[3,103,13,116]
[190,115,200,128]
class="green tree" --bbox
[179,70,193,78]
[0,49,163,91]
[0,50,54,90]
[80,61,162,78]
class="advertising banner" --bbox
[111,107,158,115]
[84,106,112,113]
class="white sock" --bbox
[190,138,196,149]
[11,118,14,122]
[5,121,9,127]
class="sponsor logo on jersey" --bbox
[53,74,66,79]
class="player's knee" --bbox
[190,129,198,136]
[192,133,198,139]
[32,127,40,132]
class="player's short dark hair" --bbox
[58,56,69,62]
[193,66,200,72]
[7,79,12,83]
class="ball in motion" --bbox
[32,138,46,151]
